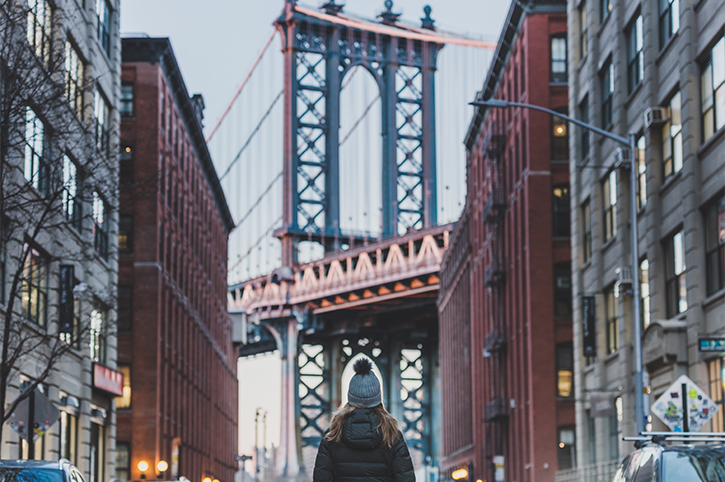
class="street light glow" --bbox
[138,461,149,473]
[156,461,168,473]
[202,477,212,482]
[452,469,468,480]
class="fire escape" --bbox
[481,120,508,464]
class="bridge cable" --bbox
[228,216,283,273]
[206,30,277,143]
[219,89,284,182]
[235,171,283,228]
[339,93,380,147]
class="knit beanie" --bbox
[347,357,381,408]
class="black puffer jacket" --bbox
[312,408,415,482]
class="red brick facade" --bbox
[439,2,572,481]
[117,38,238,482]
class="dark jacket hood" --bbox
[342,408,383,450]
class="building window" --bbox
[115,442,130,482]
[582,200,592,262]
[120,83,134,118]
[27,0,52,65]
[701,37,725,142]
[96,0,111,57]
[60,277,81,348]
[665,230,687,317]
[63,156,82,232]
[90,421,105,482]
[636,135,646,210]
[662,92,683,180]
[603,170,617,242]
[705,195,725,295]
[89,307,106,363]
[94,89,111,156]
[556,343,574,398]
[659,0,679,49]
[601,0,612,20]
[22,245,48,327]
[605,285,618,354]
[627,15,644,94]
[640,259,651,330]
[552,111,569,160]
[558,426,576,470]
[708,358,724,432]
[551,36,567,83]
[553,185,571,237]
[601,61,614,128]
[579,97,590,159]
[25,107,48,195]
[65,40,84,120]
[554,262,573,317]
[118,215,133,254]
[59,409,78,464]
[609,397,622,460]
[120,145,133,186]
[92,192,108,259]
[116,365,131,409]
[117,285,132,333]
[580,3,588,60]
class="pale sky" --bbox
[120,0,511,460]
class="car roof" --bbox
[662,444,725,453]
[0,460,70,470]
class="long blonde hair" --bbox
[325,403,399,447]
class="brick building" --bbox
[566,0,725,473]
[116,38,238,482]
[439,0,573,481]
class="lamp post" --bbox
[470,99,644,435]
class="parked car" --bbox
[0,460,85,482]
[613,439,725,482]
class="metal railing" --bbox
[554,460,619,482]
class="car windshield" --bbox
[0,469,64,482]
[663,449,725,482]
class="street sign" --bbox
[699,337,725,352]
[6,388,60,440]
[651,375,718,432]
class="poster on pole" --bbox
[650,375,718,432]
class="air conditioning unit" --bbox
[644,107,668,128]
[615,266,634,297]
[614,147,631,168]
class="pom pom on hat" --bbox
[353,357,373,376]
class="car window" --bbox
[625,451,643,482]
[612,455,633,482]
[0,468,65,482]
[634,449,657,482]
[70,469,85,482]
[663,450,725,482]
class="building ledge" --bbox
[703,287,725,309]
[659,170,683,195]
[643,319,687,370]
[697,124,725,159]
[656,31,679,66]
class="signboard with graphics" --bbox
[699,337,725,352]
[93,363,124,396]
[59,265,74,336]
[651,375,719,432]
[590,392,617,418]
[582,296,596,358]
[6,389,60,441]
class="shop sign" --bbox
[92,363,124,396]
[699,337,725,352]
[590,392,617,418]
[651,375,718,432]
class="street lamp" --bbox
[470,99,645,435]
[156,460,168,479]
[138,461,150,480]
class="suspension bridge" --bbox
[211,0,496,478]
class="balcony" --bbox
[483,196,505,224]
[485,397,509,422]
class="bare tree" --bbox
[0,0,119,446]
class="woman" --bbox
[313,357,415,482]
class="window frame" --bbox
[120,83,134,118]
[93,88,111,157]
[118,214,133,255]
[96,0,111,57]
[636,135,646,210]
[92,191,109,259]
[705,195,725,296]
[551,109,570,161]
[558,425,577,470]
[605,285,618,354]
[556,342,574,398]
[665,230,687,317]
[601,61,614,128]
[117,284,132,333]
[640,259,651,331]
[89,305,107,364]
[580,3,588,60]
[65,39,85,120]
[551,35,568,83]
[662,91,683,181]
[602,170,617,242]
[659,0,680,50]
[701,37,725,142]
[554,262,573,318]
[59,276,81,349]
[601,0,611,22]
[582,200,593,263]
[59,408,78,464]
[26,0,52,66]
[25,107,49,195]
[22,244,48,328]
[115,365,131,410]
[553,184,571,238]
[579,97,590,159]
[115,442,131,482]
[62,155,82,232]
[627,15,644,94]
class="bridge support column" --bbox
[278,318,303,479]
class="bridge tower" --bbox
[275,0,440,263]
